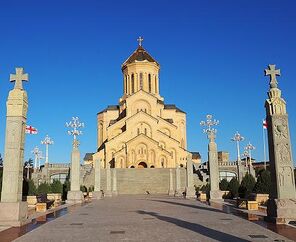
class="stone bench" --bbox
[27,196,37,207]
[247,201,258,211]
[236,199,258,210]
[37,194,54,209]
[198,193,207,202]
[36,203,47,212]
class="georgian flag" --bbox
[263,119,268,129]
[25,125,38,134]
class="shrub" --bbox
[228,177,240,198]
[37,182,51,195]
[239,174,256,198]
[219,179,229,191]
[28,179,37,196]
[50,179,63,193]
[62,180,70,201]
[254,170,271,194]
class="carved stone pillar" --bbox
[264,65,296,224]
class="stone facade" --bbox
[92,43,190,169]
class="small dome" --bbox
[122,45,159,68]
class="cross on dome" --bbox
[137,36,144,46]
[10,67,28,90]
[265,64,280,88]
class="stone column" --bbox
[112,169,118,196]
[208,134,222,201]
[264,65,296,224]
[93,159,102,199]
[168,168,174,196]
[105,163,112,197]
[185,154,196,199]
[67,142,84,204]
[175,165,181,196]
[0,67,30,226]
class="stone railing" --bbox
[218,161,237,167]
[48,163,70,168]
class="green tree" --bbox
[50,179,63,193]
[219,179,229,191]
[228,177,240,198]
[28,179,37,195]
[80,185,87,192]
[254,169,271,194]
[239,173,256,198]
[37,182,51,195]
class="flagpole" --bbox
[263,119,267,170]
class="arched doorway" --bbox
[137,162,147,168]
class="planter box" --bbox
[36,203,47,212]
[47,193,62,201]
[247,201,258,211]
[27,196,37,207]
[255,193,269,205]
[198,193,207,202]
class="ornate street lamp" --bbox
[200,114,219,141]
[231,131,244,181]
[245,142,256,174]
[41,135,54,165]
[200,114,221,199]
[66,117,84,147]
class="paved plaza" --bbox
[10,195,293,242]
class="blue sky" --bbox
[0,0,295,165]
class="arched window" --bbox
[137,128,140,135]
[148,74,152,93]
[131,74,135,93]
[139,73,143,89]
[144,128,147,135]
[155,76,157,93]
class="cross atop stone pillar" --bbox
[0,67,30,226]
[264,64,296,224]
[265,64,281,88]
[10,67,28,90]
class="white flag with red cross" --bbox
[263,119,268,129]
[25,125,38,134]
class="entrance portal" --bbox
[137,162,148,168]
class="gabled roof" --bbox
[97,105,119,115]
[122,45,159,68]
[164,104,186,114]
[83,153,94,161]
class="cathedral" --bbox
[92,39,193,169]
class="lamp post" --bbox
[231,131,244,182]
[200,114,221,201]
[31,146,43,170]
[66,117,84,147]
[245,142,256,175]
[41,135,54,165]
[24,162,32,180]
